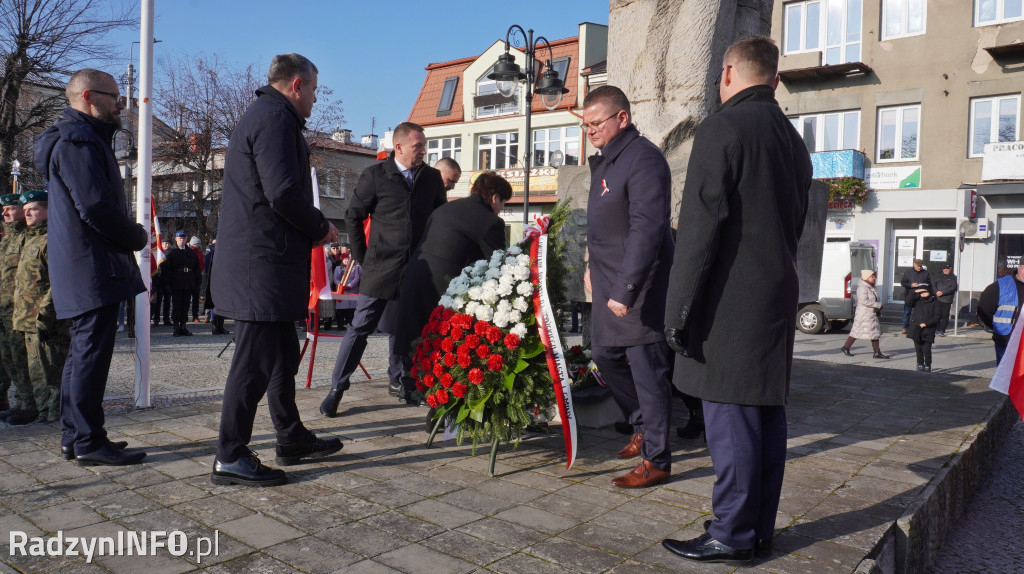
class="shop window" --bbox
[477,132,519,170]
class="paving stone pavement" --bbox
[0,323,1013,573]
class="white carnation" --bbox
[439,295,453,308]
[516,281,533,296]
[481,286,499,305]
[512,297,529,312]
[496,299,512,313]
[492,310,510,328]
[508,309,522,322]
[511,323,528,338]
[508,245,522,256]
[464,301,479,315]
[512,265,531,281]
[467,286,483,301]
[497,281,514,297]
[475,305,493,322]
[451,296,465,310]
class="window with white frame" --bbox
[476,66,519,119]
[783,0,862,65]
[532,126,580,167]
[877,104,921,162]
[882,0,926,40]
[477,132,519,170]
[427,137,462,166]
[976,0,1024,26]
[969,95,1021,157]
[788,110,860,152]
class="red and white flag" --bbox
[989,313,1024,423]
[150,198,165,276]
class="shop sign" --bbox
[982,141,1024,181]
[866,166,921,190]
[828,201,854,210]
[470,167,558,193]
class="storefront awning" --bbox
[964,182,1024,196]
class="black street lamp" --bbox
[488,25,568,227]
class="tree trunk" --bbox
[608,0,774,223]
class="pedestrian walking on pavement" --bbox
[840,270,890,359]
[933,264,958,336]
[907,286,941,371]
[977,265,1024,364]
[900,259,930,334]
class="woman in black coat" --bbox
[393,172,512,368]
[907,287,942,371]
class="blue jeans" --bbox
[902,305,913,329]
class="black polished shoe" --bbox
[275,434,343,466]
[75,443,146,467]
[6,409,40,426]
[923,365,931,372]
[212,327,229,335]
[840,346,853,357]
[662,532,753,564]
[677,409,705,440]
[62,441,129,461]
[702,520,772,556]
[873,351,891,359]
[319,389,343,418]
[388,378,402,397]
[210,451,286,486]
[181,327,193,336]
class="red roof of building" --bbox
[408,36,580,126]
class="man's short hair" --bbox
[393,122,424,143]
[435,156,461,173]
[66,69,114,100]
[267,53,318,85]
[724,36,779,85]
[583,85,631,114]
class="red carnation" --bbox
[415,380,426,393]
[430,350,441,362]
[464,334,481,348]
[426,394,438,408]
[441,338,454,353]
[468,368,484,385]
[487,354,504,371]
[476,344,491,359]
[504,333,520,349]
[474,321,489,336]
[457,314,473,329]
[432,338,443,350]
[435,389,450,404]
[452,382,467,398]
[440,373,453,388]
[485,326,502,344]
[439,321,451,335]
[410,365,419,378]
[450,326,464,340]
[457,353,471,369]
[430,306,443,321]
[443,352,456,367]
[570,345,583,355]
[432,362,443,377]
[423,374,436,388]
[442,308,454,321]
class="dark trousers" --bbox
[902,304,913,329]
[191,286,201,319]
[703,400,787,550]
[591,341,673,471]
[217,320,307,462]
[914,341,933,366]
[996,340,1008,364]
[61,304,118,455]
[937,302,952,332]
[152,285,171,322]
[171,289,190,326]
[331,295,402,392]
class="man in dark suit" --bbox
[320,122,447,416]
[211,53,342,486]
[165,231,200,337]
[661,37,812,564]
[34,69,148,465]
[582,85,675,489]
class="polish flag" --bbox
[150,198,165,276]
[989,312,1024,423]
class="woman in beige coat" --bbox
[840,270,890,358]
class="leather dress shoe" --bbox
[62,441,129,461]
[319,389,343,417]
[388,378,402,397]
[662,532,753,564]
[75,443,146,467]
[615,433,644,459]
[702,520,772,556]
[211,327,230,335]
[275,434,343,466]
[5,409,40,426]
[612,459,670,488]
[210,451,286,487]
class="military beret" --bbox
[18,189,47,206]
[0,193,20,206]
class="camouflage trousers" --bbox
[23,329,70,422]
[0,314,33,413]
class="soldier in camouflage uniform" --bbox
[0,192,34,423]
[13,189,71,424]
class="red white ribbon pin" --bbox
[601,178,611,196]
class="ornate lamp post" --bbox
[487,25,568,226]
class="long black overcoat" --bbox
[393,194,506,356]
[586,124,675,348]
[345,156,446,300]
[211,86,330,322]
[665,85,812,406]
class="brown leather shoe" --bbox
[615,433,644,459]
[612,459,670,488]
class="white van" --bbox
[797,241,876,334]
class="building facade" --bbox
[772,0,1024,318]
[407,22,608,239]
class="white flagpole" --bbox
[134,0,155,408]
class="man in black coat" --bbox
[165,231,200,337]
[210,53,342,486]
[151,238,172,326]
[34,69,148,466]
[933,264,958,336]
[320,122,446,416]
[204,240,227,335]
[661,37,812,565]
[900,259,931,334]
[582,85,675,489]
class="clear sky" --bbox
[105,0,609,138]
